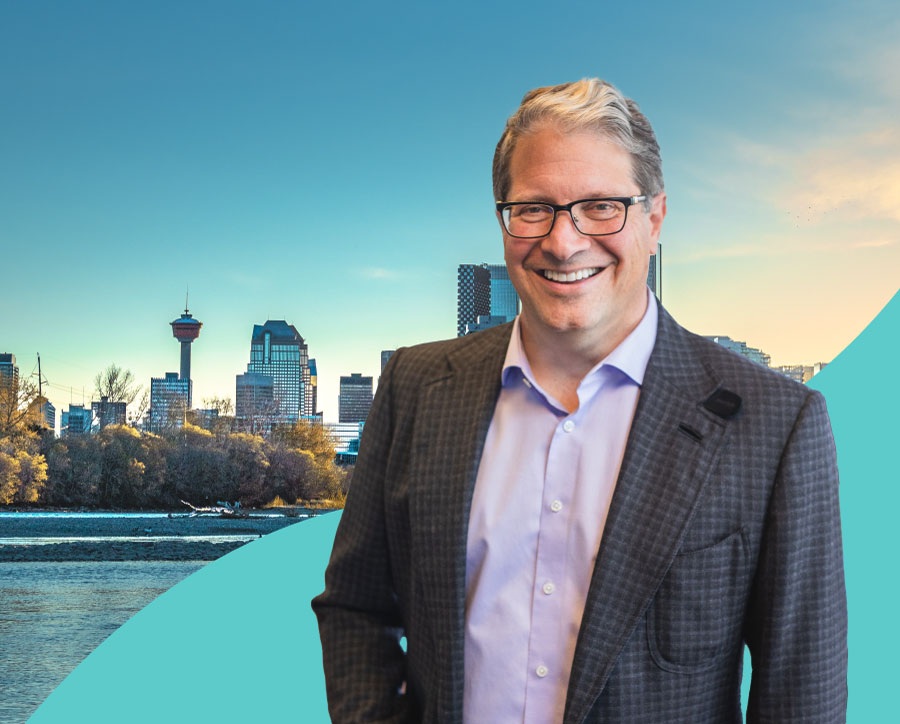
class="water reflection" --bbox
[0,560,207,724]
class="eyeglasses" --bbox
[496,196,646,238]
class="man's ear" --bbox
[646,192,666,255]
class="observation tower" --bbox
[170,306,202,382]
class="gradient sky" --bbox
[2,0,898,423]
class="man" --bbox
[312,79,847,723]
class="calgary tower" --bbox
[170,303,202,402]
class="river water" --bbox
[0,510,314,723]
[0,560,208,723]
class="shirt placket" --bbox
[523,410,580,723]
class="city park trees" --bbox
[0,374,49,505]
[1,363,347,509]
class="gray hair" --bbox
[492,78,664,210]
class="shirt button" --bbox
[550,499,563,512]
[536,665,548,678]
[542,582,555,595]
[562,420,575,433]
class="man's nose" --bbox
[541,209,592,259]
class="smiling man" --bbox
[313,79,847,724]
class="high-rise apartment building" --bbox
[245,320,317,423]
[149,372,190,433]
[339,373,374,424]
[457,264,492,337]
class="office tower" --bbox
[193,408,219,431]
[0,353,18,388]
[381,350,395,374]
[170,307,202,407]
[647,242,662,300]
[304,358,320,421]
[339,373,374,424]
[91,396,127,429]
[457,264,491,337]
[40,398,56,432]
[246,320,314,423]
[149,372,190,433]
[62,405,93,436]
[236,372,276,434]
[704,336,771,368]
[482,264,519,320]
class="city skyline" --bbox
[2,1,898,423]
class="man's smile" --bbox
[539,267,604,284]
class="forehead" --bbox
[507,126,635,200]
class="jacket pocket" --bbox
[646,528,748,674]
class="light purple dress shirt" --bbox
[463,288,658,724]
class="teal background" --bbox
[29,288,900,723]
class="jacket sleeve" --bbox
[744,389,848,722]
[311,350,414,723]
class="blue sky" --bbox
[2,0,898,422]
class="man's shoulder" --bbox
[656,305,814,408]
[386,323,513,386]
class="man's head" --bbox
[493,78,664,210]
[495,79,667,357]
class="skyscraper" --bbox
[646,243,662,300]
[0,353,18,389]
[457,264,491,337]
[381,350,395,374]
[339,373,373,424]
[246,320,316,423]
[457,263,520,337]
[483,264,519,320]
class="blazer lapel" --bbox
[563,307,733,724]
[411,326,510,724]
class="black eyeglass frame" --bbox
[495,196,647,239]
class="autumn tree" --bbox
[94,364,142,405]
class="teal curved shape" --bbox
[29,288,899,723]
[28,513,340,723]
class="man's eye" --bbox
[582,200,622,219]
[515,205,551,218]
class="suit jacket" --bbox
[312,300,847,723]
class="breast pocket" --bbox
[646,528,749,674]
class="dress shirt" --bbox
[463,287,658,724]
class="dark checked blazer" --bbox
[312,299,847,724]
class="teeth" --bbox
[543,268,601,283]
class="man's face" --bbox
[500,125,666,351]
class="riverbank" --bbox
[0,508,334,562]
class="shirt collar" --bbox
[501,286,658,390]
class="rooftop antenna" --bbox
[185,285,190,315]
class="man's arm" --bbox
[311,350,413,723]
[744,389,848,722]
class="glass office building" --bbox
[246,320,317,424]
